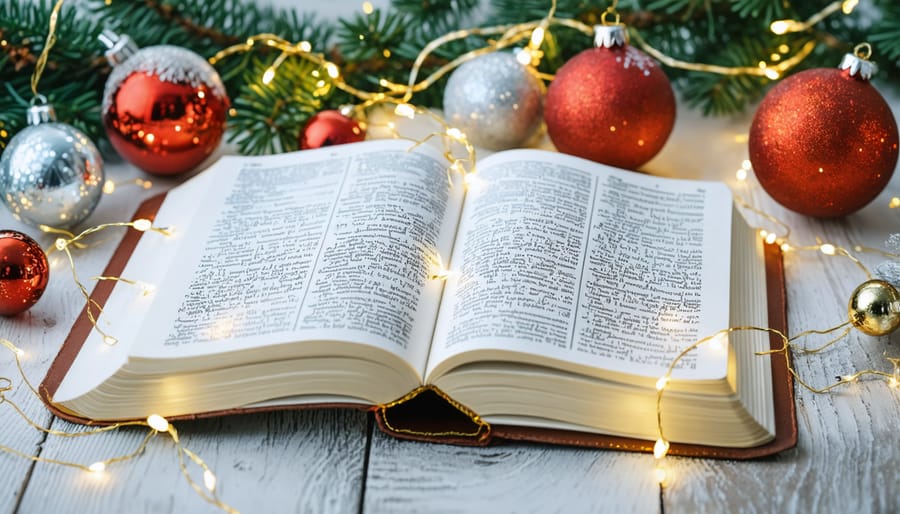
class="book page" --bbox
[130,140,463,378]
[426,150,731,382]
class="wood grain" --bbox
[363,428,660,514]
[16,410,368,514]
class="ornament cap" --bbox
[26,104,57,126]
[98,30,139,66]
[839,53,877,81]
[593,24,627,49]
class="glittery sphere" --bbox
[0,122,104,228]
[0,230,49,316]
[749,68,898,217]
[442,52,544,150]
[545,45,676,169]
[299,110,366,150]
[848,279,900,336]
[103,46,229,176]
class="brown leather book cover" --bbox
[41,194,796,458]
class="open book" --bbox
[41,140,795,459]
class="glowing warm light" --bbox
[819,244,836,256]
[741,159,752,170]
[653,438,670,459]
[325,62,340,79]
[88,462,107,473]
[203,470,217,492]
[709,334,726,352]
[147,414,170,432]
[103,335,118,346]
[770,20,799,35]
[362,1,374,14]
[735,169,748,181]
[262,67,276,85]
[765,232,777,245]
[841,375,858,383]
[394,103,416,119]
[655,376,669,391]
[530,27,545,48]
[764,68,780,80]
[516,49,533,66]
[133,219,153,232]
[842,0,858,14]
[103,180,116,194]
[889,197,900,209]
[446,127,466,141]
[54,238,67,251]
[654,465,668,485]
[298,41,312,52]
[780,243,791,253]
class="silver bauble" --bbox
[443,52,544,151]
[0,105,104,229]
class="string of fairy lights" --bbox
[2,0,898,511]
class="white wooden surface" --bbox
[1,96,899,513]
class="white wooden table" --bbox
[2,94,899,513]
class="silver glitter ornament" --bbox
[0,103,104,228]
[443,52,544,151]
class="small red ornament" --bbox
[299,110,366,150]
[100,33,229,176]
[545,25,676,170]
[749,51,899,217]
[0,230,49,316]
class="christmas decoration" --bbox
[299,110,366,150]
[848,279,900,336]
[0,103,104,228]
[748,49,899,218]
[544,24,676,170]
[442,51,544,150]
[0,230,49,316]
[99,31,229,176]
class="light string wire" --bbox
[0,339,237,512]
[39,220,172,346]
[208,0,857,127]
[29,0,65,98]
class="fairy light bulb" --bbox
[147,414,170,432]
[133,219,153,232]
[88,462,107,473]
[203,469,217,491]
[653,438,670,459]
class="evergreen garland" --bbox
[1,0,898,156]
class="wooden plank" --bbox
[363,429,660,513]
[661,110,900,512]
[16,410,368,514]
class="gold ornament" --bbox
[848,279,900,336]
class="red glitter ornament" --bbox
[299,110,366,150]
[545,25,676,170]
[0,230,49,316]
[749,53,898,217]
[101,36,229,176]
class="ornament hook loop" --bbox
[601,10,621,26]
[29,94,49,107]
[853,42,872,60]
